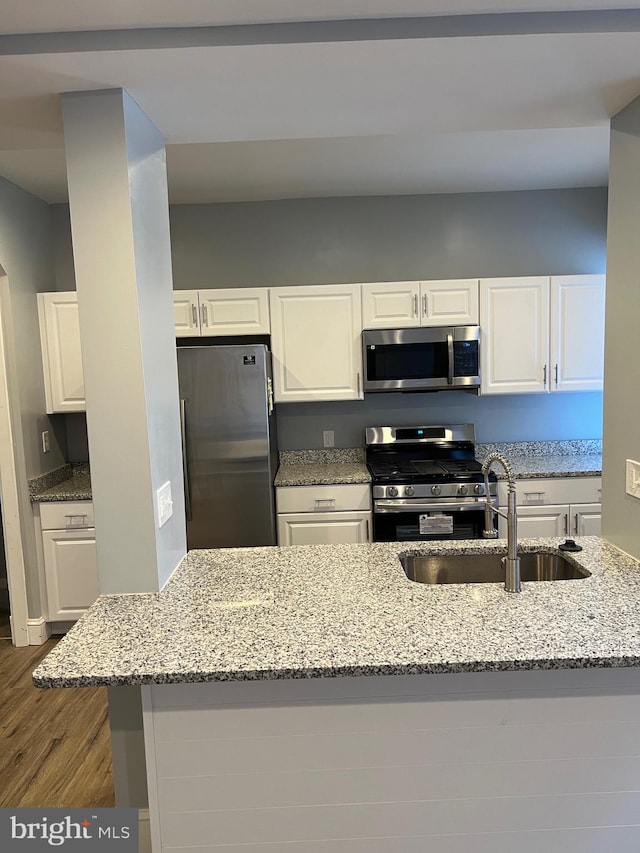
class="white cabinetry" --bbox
[173,288,270,337]
[480,277,549,395]
[550,275,606,392]
[39,502,99,622]
[362,280,479,329]
[269,285,363,403]
[497,477,601,538]
[37,292,85,413]
[480,275,605,395]
[276,484,372,545]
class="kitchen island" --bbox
[33,538,640,852]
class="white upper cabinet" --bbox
[173,288,270,337]
[362,281,421,328]
[481,274,606,396]
[421,279,479,326]
[269,284,364,403]
[362,280,479,329]
[37,292,86,413]
[480,277,550,395]
[549,275,605,392]
[173,290,201,337]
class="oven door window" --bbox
[373,510,484,542]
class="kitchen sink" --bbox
[399,550,591,585]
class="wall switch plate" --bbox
[41,430,50,453]
[323,430,334,448]
[157,481,173,527]
[626,459,640,500]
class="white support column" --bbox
[61,89,186,595]
[603,95,640,559]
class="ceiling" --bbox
[1,1,639,204]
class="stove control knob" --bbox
[387,486,399,497]
[474,484,484,495]
[458,484,468,496]
[431,485,441,496]
[405,486,415,497]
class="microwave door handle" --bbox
[447,333,454,385]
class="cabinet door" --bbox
[549,275,605,392]
[173,291,201,337]
[277,512,371,545]
[37,292,86,413]
[361,282,420,329]
[199,288,270,336]
[270,285,363,402]
[42,528,99,621]
[572,504,602,536]
[498,504,569,538]
[421,280,479,326]
[480,277,550,394]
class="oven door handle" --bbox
[374,499,495,513]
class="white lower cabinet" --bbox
[39,501,99,622]
[497,477,601,538]
[276,483,372,545]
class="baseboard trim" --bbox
[27,617,51,645]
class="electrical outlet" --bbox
[157,481,174,527]
[626,459,640,500]
[323,430,334,448]
[41,430,50,453]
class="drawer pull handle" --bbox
[64,513,88,526]
[523,491,545,501]
[314,498,335,510]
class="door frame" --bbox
[0,272,30,645]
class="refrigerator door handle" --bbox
[180,399,193,522]
[267,376,274,415]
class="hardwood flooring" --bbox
[0,637,115,808]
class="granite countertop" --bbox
[29,464,92,502]
[275,448,371,487]
[32,536,640,688]
[476,441,602,479]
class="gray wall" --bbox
[0,176,66,618]
[602,99,640,558]
[52,186,607,452]
[0,179,67,474]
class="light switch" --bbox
[626,460,640,500]
[157,481,173,527]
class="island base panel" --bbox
[141,668,640,851]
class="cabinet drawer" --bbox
[40,501,95,530]
[497,477,601,507]
[276,484,371,513]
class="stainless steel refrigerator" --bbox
[177,343,278,549]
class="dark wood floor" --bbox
[0,637,115,807]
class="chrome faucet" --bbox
[481,452,521,593]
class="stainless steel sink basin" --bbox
[399,551,591,584]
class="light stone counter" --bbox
[29,463,92,502]
[476,441,602,479]
[32,536,640,688]
[274,447,371,486]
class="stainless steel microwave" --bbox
[362,326,481,393]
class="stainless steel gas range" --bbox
[366,424,497,542]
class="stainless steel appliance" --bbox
[177,343,278,549]
[362,326,480,393]
[366,424,497,542]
